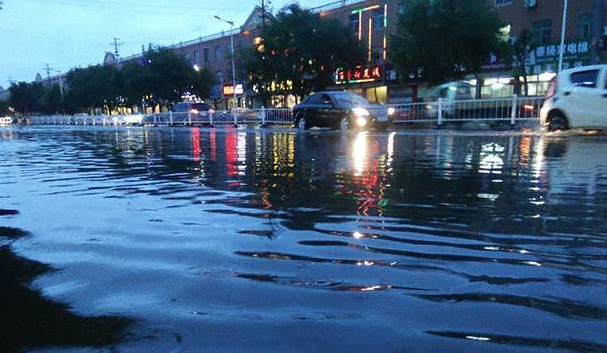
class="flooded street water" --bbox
[1,126,606,353]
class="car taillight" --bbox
[546,77,557,99]
[190,109,199,114]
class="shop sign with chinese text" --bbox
[335,66,382,84]
[222,83,244,97]
[525,40,591,73]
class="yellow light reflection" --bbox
[352,132,368,175]
[387,131,396,167]
[360,285,383,292]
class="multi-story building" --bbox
[484,0,605,97]
[317,0,606,103]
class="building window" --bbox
[214,45,221,60]
[226,43,233,57]
[372,9,384,30]
[203,48,209,63]
[532,19,552,45]
[349,14,359,33]
[579,13,593,40]
[495,0,512,5]
[193,50,199,65]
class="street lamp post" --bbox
[214,16,238,111]
[557,0,569,73]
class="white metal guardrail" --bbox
[27,96,544,128]
[389,95,545,126]
[28,114,145,126]
[28,108,295,127]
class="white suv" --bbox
[540,64,607,131]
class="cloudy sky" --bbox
[0,0,332,87]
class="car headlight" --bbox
[356,117,368,127]
[387,107,396,115]
[352,107,370,117]
[425,104,434,110]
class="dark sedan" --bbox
[292,91,395,131]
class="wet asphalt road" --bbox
[0,126,606,353]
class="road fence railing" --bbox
[28,108,295,127]
[389,95,545,126]
[27,96,545,128]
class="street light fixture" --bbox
[214,15,238,110]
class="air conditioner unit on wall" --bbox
[525,0,537,8]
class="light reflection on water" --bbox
[0,126,606,353]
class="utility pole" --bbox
[44,64,52,86]
[111,37,122,62]
[260,0,270,31]
[215,16,238,109]
[260,0,265,29]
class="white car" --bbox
[540,64,607,131]
[424,81,474,118]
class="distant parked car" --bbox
[540,64,607,131]
[423,81,474,118]
[292,91,395,131]
[172,102,212,115]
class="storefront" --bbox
[474,39,592,98]
[334,65,390,104]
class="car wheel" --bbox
[339,117,349,131]
[296,114,308,131]
[548,113,568,132]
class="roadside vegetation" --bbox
[391,0,503,86]
[8,49,215,115]
[242,3,365,106]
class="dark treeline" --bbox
[8,48,216,115]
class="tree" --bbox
[122,48,215,108]
[508,29,536,96]
[0,100,9,115]
[191,67,216,99]
[244,4,364,102]
[66,65,121,113]
[391,0,503,85]
[39,85,63,114]
[9,82,45,114]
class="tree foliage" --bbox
[9,82,46,114]
[122,48,198,105]
[0,99,10,116]
[244,4,364,102]
[508,29,536,96]
[7,48,216,115]
[391,0,503,85]
[66,65,122,112]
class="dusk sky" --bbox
[0,0,332,87]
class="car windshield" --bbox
[433,83,473,99]
[191,103,210,111]
[331,93,371,107]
